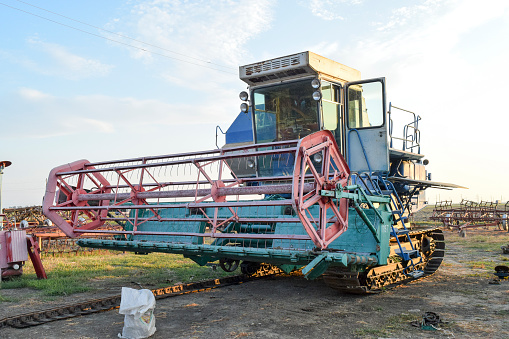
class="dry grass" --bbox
[1,251,236,297]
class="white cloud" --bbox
[75,118,115,133]
[18,87,51,100]
[3,88,239,141]
[308,42,341,58]
[0,50,39,71]
[350,0,509,78]
[108,0,274,87]
[341,0,509,202]
[376,0,442,32]
[31,131,72,139]
[118,0,274,65]
[26,38,113,79]
[309,0,344,21]
[306,0,362,21]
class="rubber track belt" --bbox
[0,264,282,329]
[322,228,445,294]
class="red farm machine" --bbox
[42,52,461,293]
[0,161,46,280]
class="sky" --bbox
[0,0,508,208]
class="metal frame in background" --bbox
[431,199,509,233]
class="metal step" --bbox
[391,211,408,223]
[395,248,419,261]
[406,270,424,279]
[390,228,409,237]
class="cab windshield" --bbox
[253,80,319,143]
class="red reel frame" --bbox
[42,160,111,238]
[292,131,350,249]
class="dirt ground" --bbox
[1,224,509,338]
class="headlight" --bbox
[240,103,249,113]
[313,152,323,163]
[239,91,249,101]
[312,91,322,101]
[247,159,255,168]
[311,79,321,89]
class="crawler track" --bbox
[0,264,282,329]
[323,228,445,294]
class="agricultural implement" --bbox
[2,205,123,256]
[0,161,46,279]
[42,52,460,293]
[431,199,509,234]
[0,215,47,279]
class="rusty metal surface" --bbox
[431,199,509,232]
[2,206,46,227]
[1,207,125,256]
[5,230,28,263]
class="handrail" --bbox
[215,125,226,149]
[387,102,421,154]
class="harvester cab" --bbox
[228,51,461,214]
[231,52,388,179]
[42,51,461,293]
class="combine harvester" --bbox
[42,52,461,293]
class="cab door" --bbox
[320,81,344,155]
[345,78,389,174]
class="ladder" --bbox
[378,177,424,278]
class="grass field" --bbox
[1,206,508,304]
[1,251,236,298]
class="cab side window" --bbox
[321,82,340,131]
[348,81,384,129]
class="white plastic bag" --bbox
[118,287,156,339]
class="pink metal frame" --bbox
[292,131,350,248]
[43,131,351,249]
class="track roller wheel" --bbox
[240,261,261,276]
[219,258,240,272]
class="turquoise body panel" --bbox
[78,200,393,278]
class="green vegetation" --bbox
[458,235,504,252]
[466,260,497,270]
[0,294,16,302]
[0,251,236,298]
[354,313,420,338]
[465,265,496,278]
[384,313,419,332]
